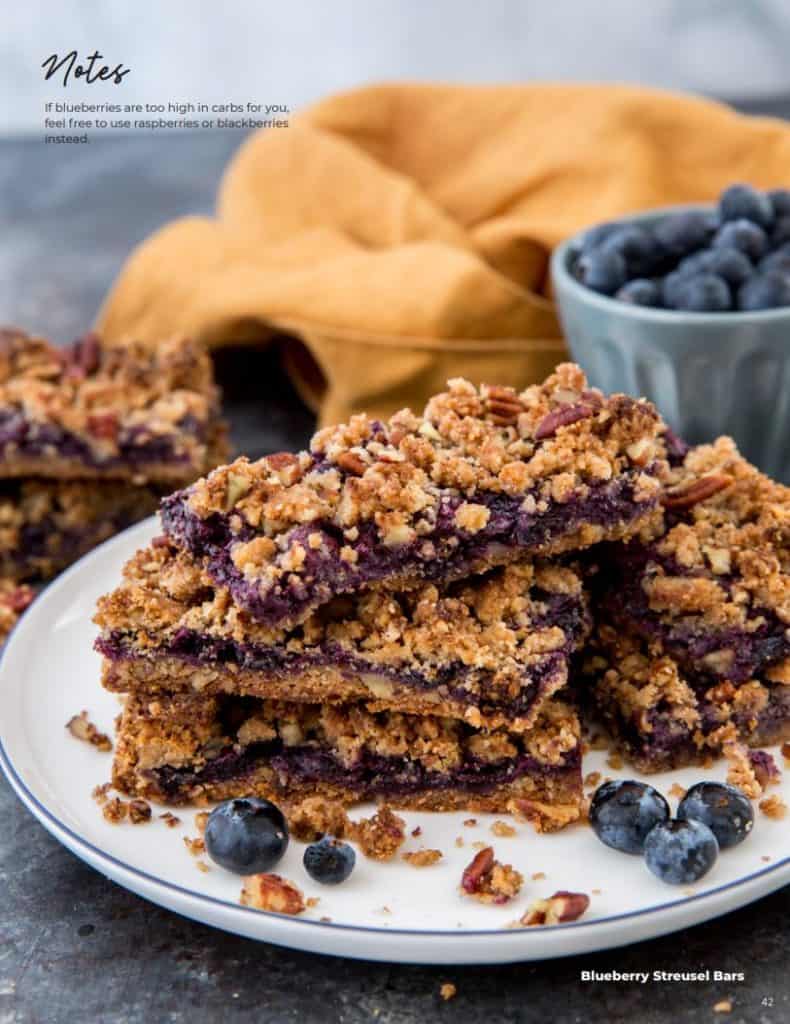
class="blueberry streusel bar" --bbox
[0,329,225,483]
[598,437,790,683]
[111,692,583,830]
[0,578,34,646]
[581,622,790,773]
[95,540,590,733]
[0,479,161,580]
[162,364,666,628]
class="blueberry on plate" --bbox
[205,797,289,875]
[643,819,718,885]
[719,183,774,229]
[737,270,790,311]
[574,248,628,295]
[614,279,662,307]
[654,210,716,258]
[303,835,356,885]
[677,782,754,849]
[768,188,790,218]
[677,247,753,289]
[712,218,767,262]
[669,273,732,312]
[600,225,659,276]
[589,780,670,854]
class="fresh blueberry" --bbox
[677,782,754,849]
[712,218,767,261]
[719,183,774,229]
[759,243,790,275]
[737,270,790,311]
[303,835,356,885]
[589,780,670,854]
[768,188,790,217]
[644,819,718,885]
[574,248,627,295]
[600,225,659,276]
[580,222,619,252]
[204,797,289,875]
[654,211,716,258]
[614,279,662,307]
[662,268,694,308]
[668,273,732,312]
[770,215,790,248]
[677,247,753,289]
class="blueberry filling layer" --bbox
[162,470,656,626]
[149,739,581,802]
[0,411,204,468]
[97,629,569,719]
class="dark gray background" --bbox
[0,123,788,1024]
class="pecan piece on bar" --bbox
[460,846,523,905]
[534,403,594,441]
[520,890,590,926]
[335,451,368,476]
[483,385,525,426]
[240,873,306,915]
[87,412,120,441]
[266,451,298,471]
[662,474,732,509]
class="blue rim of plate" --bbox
[0,517,787,940]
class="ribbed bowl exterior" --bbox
[551,208,790,483]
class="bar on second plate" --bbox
[0,329,224,483]
[161,363,666,629]
[95,539,590,733]
[111,691,583,831]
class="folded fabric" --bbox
[97,83,790,425]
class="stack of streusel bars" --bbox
[95,364,669,830]
[0,328,227,584]
[583,435,790,771]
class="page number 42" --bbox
[761,997,774,1007]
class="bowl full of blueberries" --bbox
[551,184,790,483]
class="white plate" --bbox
[0,518,788,964]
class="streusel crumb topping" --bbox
[179,365,665,579]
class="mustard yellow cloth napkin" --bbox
[97,83,790,425]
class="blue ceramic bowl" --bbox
[551,206,790,483]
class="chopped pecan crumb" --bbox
[194,811,209,834]
[102,797,128,824]
[471,841,488,850]
[455,836,464,848]
[160,812,181,828]
[662,474,732,509]
[520,891,590,926]
[240,874,305,915]
[92,783,111,804]
[183,836,206,856]
[306,897,320,909]
[491,820,517,838]
[288,797,350,842]
[725,742,763,799]
[460,846,523,905]
[669,783,687,800]
[350,806,406,861]
[532,871,547,881]
[195,861,210,873]
[402,849,443,868]
[439,983,457,1001]
[758,795,787,820]
[66,711,112,752]
[713,999,732,1014]
[583,771,601,789]
[128,799,151,824]
[411,826,422,837]
[606,752,623,770]
[463,818,477,827]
